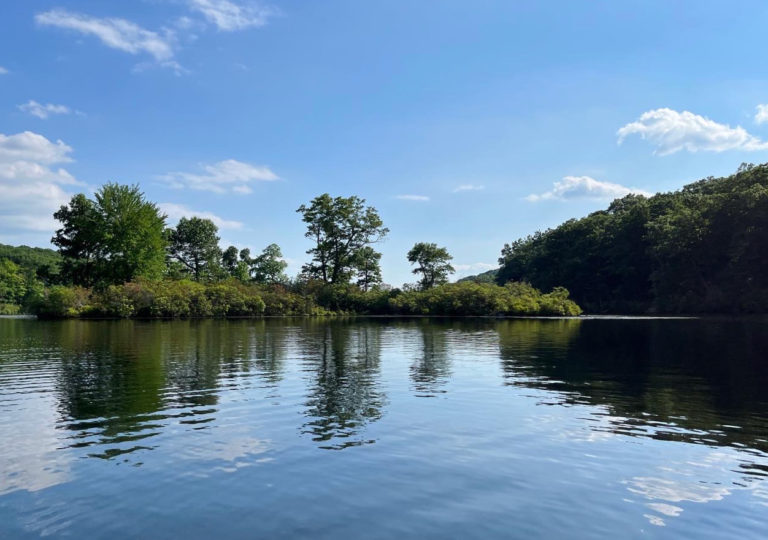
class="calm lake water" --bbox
[1,317,767,539]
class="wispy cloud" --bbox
[35,9,181,72]
[0,131,80,242]
[187,0,276,31]
[0,66,8,75]
[454,262,496,272]
[755,104,768,125]
[160,159,279,194]
[617,108,768,155]
[396,194,430,201]
[158,202,244,230]
[18,100,73,120]
[527,176,651,202]
[453,184,484,193]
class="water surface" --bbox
[1,317,767,538]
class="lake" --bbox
[1,317,767,538]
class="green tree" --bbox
[407,242,455,290]
[353,246,382,291]
[297,194,388,284]
[222,245,239,275]
[52,193,101,286]
[0,259,26,304]
[250,244,288,284]
[53,184,167,286]
[168,217,222,281]
[96,184,168,284]
[221,246,251,282]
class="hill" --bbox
[458,269,498,284]
[0,243,61,282]
[497,162,768,314]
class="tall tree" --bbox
[407,242,455,290]
[222,245,239,275]
[52,193,101,286]
[52,184,167,286]
[297,194,388,284]
[353,247,382,291]
[168,217,222,281]
[250,243,288,284]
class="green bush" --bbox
[33,285,92,317]
[0,303,21,315]
[26,279,580,318]
[386,282,581,316]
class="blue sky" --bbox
[3,1,768,286]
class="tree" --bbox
[353,247,382,291]
[222,246,239,275]
[0,260,26,304]
[297,194,388,284]
[168,217,222,281]
[52,184,167,286]
[52,193,101,286]
[407,242,455,290]
[250,244,288,284]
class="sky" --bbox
[3,1,768,286]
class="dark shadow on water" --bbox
[497,318,768,452]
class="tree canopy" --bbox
[297,194,388,285]
[497,163,768,313]
[407,242,455,290]
[168,217,222,281]
[52,184,167,286]
[249,243,288,284]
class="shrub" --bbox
[33,285,91,317]
[26,279,581,318]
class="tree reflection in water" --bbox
[496,318,768,452]
[300,321,387,450]
[409,320,452,397]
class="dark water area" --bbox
[1,317,767,538]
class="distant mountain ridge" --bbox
[457,269,498,284]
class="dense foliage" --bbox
[28,280,324,319]
[1,184,582,317]
[27,280,580,318]
[387,282,581,316]
[497,163,768,313]
[0,243,61,282]
[53,184,167,286]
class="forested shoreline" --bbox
[6,162,765,318]
[0,185,580,318]
[495,163,768,314]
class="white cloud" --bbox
[0,131,80,243]
[0,131,74,164]
[755,104,768,125]
[454,262,496,272]
[0,66,8,75]
[617,108,768,155]
[159,203,244,230]
[453,184,484,193]
[160,159,279,194]
[187,0,276,31]
[18,100,72,120]
[396,194,430,201]
[35,9,181,71]
[526,176,651,202]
